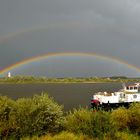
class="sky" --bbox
[0,0,140,77]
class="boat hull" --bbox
[91,101,138,110]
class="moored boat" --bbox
[91,83,140,109]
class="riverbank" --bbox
[0,76,140,84]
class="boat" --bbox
[91,83,140,110]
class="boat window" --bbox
[130,87,133,90]
[120,94,125,98]
[126,87,129,90]
[134,87,137,90]
[133,95,137,98]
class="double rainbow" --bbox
[0,23,140,75]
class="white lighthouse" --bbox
[7,72,11,78]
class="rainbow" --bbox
[0,52,140,75]
[0,22,84,42]
[0,23,140,75]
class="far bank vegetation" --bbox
[0,75,140,84]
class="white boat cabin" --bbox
[123,83,140,93]
[92,83,140,104]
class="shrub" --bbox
[22,131,92,140]
[13,97,37,137]
[0,96,17,138]
[91,111,116,139]
[64,108,94,136]
[0,93,64,139]
[31,94,64,135]
[128,103,140,134]
[111,103,140,135]
[111,107,129,130]
[114,131,140,140]
[64,108,115,139]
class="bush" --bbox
[128,103,140,134]
[22,131,92,140]
[0,94,64,139]
[12,97,38,137]
[111,107,129,130]
[23,131,140,140]
[31,94,64,135]
[91,111,116,139]
[64,108,115,139]
[0,96,16,139]
[114,131,140,140]
[64,108,94,136]
[111,103,140,135]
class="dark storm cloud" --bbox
[1,0,140,33]
[0,0,140,76]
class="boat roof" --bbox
[124,82,140,87]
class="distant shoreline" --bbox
[0,76,140,84]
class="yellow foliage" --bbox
[111,107,129,130]
[22,131,92,140]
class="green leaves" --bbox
[111,103,140,135]
[0,94,64,138]
[0,94,140,139]
[64,108,115,138]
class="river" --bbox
[0,83,122,110]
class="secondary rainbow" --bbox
[0,52,140,75]
[0,22,83,42]
[0,23,140,75]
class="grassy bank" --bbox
[0,93,140,139]
[0,76,140,84]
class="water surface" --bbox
[0,83,122,110]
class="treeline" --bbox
[0,94,140,140]
[0,76,140,83]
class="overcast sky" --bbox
[0,0,140,77]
